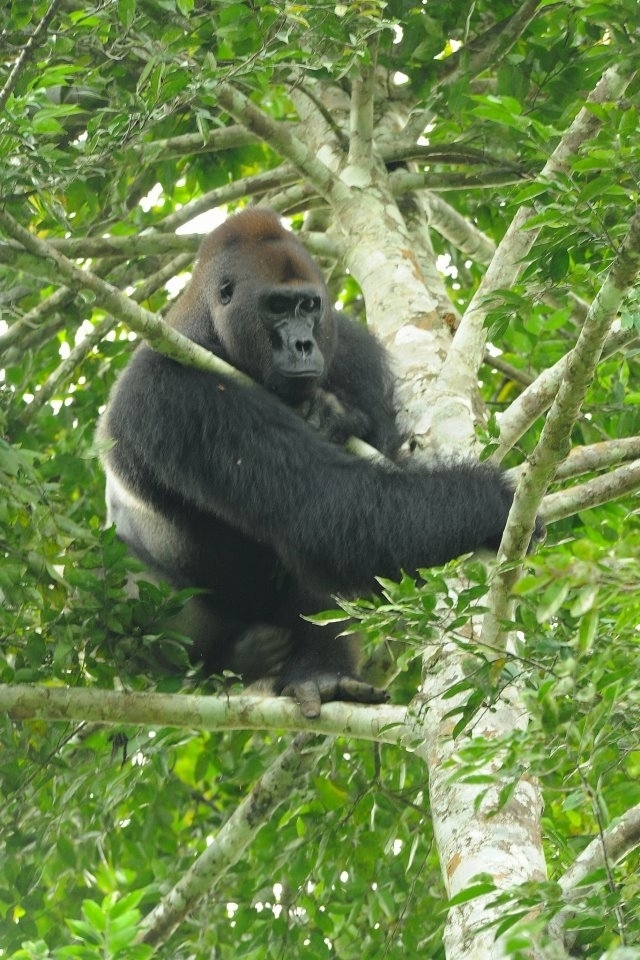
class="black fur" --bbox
[99,208,516,717]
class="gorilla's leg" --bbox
[273,586,388,719]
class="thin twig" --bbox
[0,0,62,112]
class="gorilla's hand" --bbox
[532,514,547,547]
[281,672,388,719]
[298,389,370,445]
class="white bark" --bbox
[0,684,408,744]
[419,643,546,959]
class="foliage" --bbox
[1,1,640,957]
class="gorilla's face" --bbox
[194,210,337,403]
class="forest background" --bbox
[1,1,640,958]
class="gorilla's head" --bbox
[171,208,337,403]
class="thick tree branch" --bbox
[2,227,338,264]
[160,164,300,232]
[0,244,64,285]
[0,208,249,383]
[423,192,497,264]
[1,685,408,744]
[418,668,546,959]
[0,234,199,260]
[131,123,261,160]
[289,79,348,150]
[347,39,377,170]
[215,83,344,202]
[553,438,640,479]
[390,168,527,192]
[384,143,525,169]
[265,181,317,215]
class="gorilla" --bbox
[98,207,519,717]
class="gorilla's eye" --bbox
[219,280,234,305]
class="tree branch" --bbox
[543,458,640,523]
[289,79,348,150]
[1,234,199,260]
[548,803,640,946]
[390,167,527,192]
[418,668,546,958]
[492,329,639,461]
[553,437,640,480]
[23,253,194,420]
[137,733,319,946]
[0,208,381,459]
[415,191,592,330]
[1,684,408,744]
[347,38,377,170]
[131,123,261,160]
[484,352,536,387]
[423,192,497,264]
[433,64,633,450]
[482,201,640,647]
[0,166,298,358]
[160,164,300,232]
[215,83,345,202]
[0,208,249,383]
[0,0,62,112]
[0,287,72,355]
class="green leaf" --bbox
[313,776,349,810]
[118,0,135,28]
[577,608,599,654]
[448,881,496,906]
[81,898,107,932]
[536,582,570,622]
[303,609,350,624]
[548,248,569,281]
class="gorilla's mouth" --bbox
[269,371,318,405]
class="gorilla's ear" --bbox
[166,276,215,341]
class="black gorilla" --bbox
[99,208,517,717]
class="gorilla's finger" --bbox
[335,678,389,704]
[282,679,323,719]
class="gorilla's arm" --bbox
[104,346,514,596]
[324,313,401,457]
